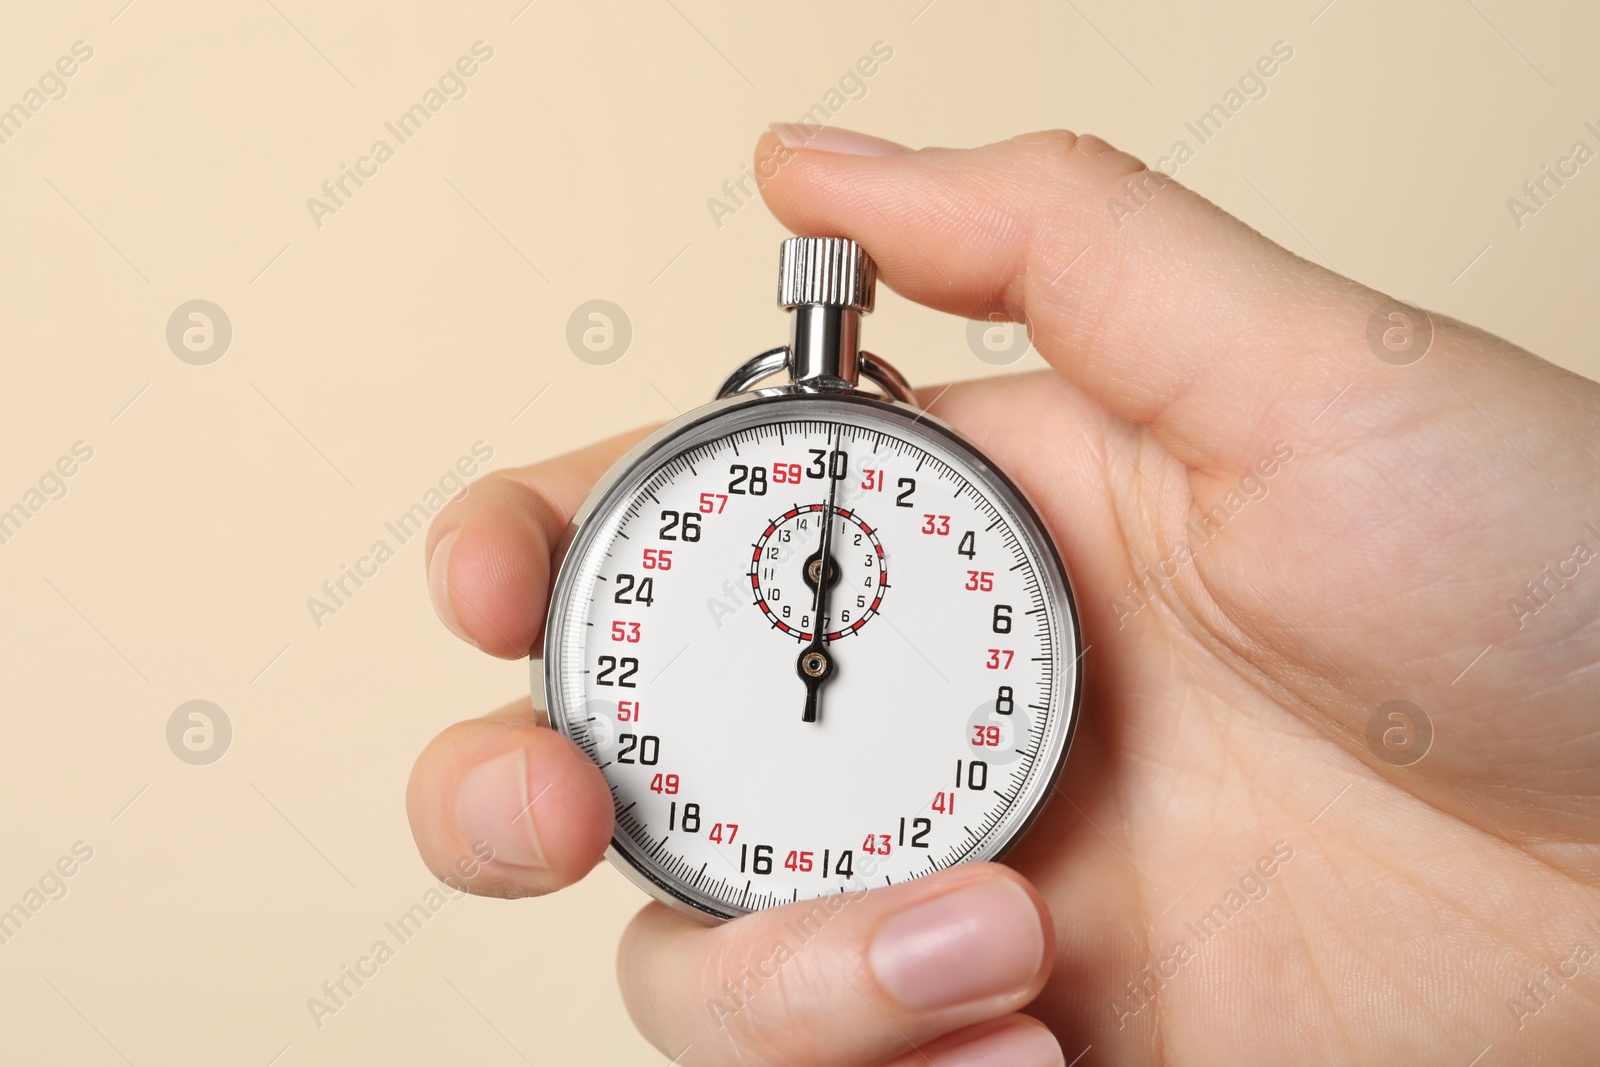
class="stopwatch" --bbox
[539,237,1081,922]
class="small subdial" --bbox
[750,505,887,641]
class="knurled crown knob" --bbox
[778,237,876,313]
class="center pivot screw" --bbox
[804,552,839,591]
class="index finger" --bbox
[756,127,1385,472]
[425,426,653,658]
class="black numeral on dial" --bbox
[614,573,654,606]
[807,448,848,480]
[728,464,768,495]
[740,843,774,875]
[617,732,659,765]
[658,510,702,541]
[669,801,700,832]
[596,655,639,687]
[896,816,932,849]
[956,759,989,790]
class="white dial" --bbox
[544,392,1079,920]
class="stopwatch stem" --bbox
[790,305,860,391]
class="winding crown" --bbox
[777,237,876,313]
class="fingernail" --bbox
[934,1024,1064,1067]
[870,878,1044,1011]
[454,748,548,869]
[768,122,911,157]
[428,530,476,647]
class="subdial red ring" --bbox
[749,505,887,641]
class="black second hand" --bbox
[797,427,843,722]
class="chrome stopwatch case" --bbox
[540,237,1081,922]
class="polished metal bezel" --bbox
[537,384,1082,923]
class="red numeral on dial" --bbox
[642,548,672,570]
[649,773,680,795]
[617,700,640,722]
[772,463,803,484]
[610,621,641,642]
[921,514,952,535]
[783,850,815,872]
[698,492,728,514]
[985,648,1014,669]
[965,570,995,591]
[708,822,739,844]
[971,725,1002,747]
[862,833,892,856]
[932,791,956,814]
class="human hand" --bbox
[407,127,1600,1065]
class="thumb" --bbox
[618,864,1056,1066]
[756,126,1385,471]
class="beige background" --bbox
[0,0,1595,1063]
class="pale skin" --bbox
[406,128,1600,1065]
